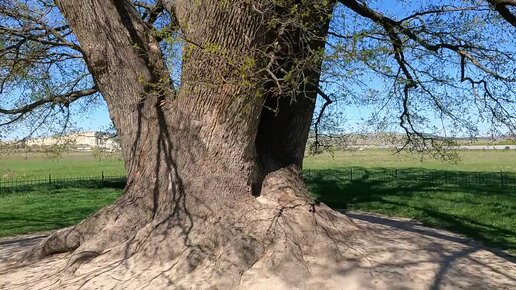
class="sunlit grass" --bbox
[0,181,123,237]
[0,152,124,180]
[304,167,516,253]
[303,149,516,172]
[1,150,514,254]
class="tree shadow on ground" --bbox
[345,212,516,290]
[304,167,516,254]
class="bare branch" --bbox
[0,5,81,52]
[0,87,98,115]
[338,0,515,82]
[314,88,334,153]
[397,5,489,24]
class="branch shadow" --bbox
[345,212,516,290]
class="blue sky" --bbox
[1,0,514,140]
[71,101,112,132]
[316,0,515,138]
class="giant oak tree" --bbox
[0,0,515,288]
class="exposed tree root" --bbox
[16,167,364,288]
[34,206,358,288]
[20,187,155,264]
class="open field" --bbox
[302,150,516,252]
[303,149,516,172]
[304,168,515,253]
[0,150,515,253]
[1,149,515,179]
[455,139,516,146]
[0,181,122,237]
[0,152,124,179]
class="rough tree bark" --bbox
[21,0,359,288]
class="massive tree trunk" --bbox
[22,0,358,287]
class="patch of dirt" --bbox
[0,212,514,289]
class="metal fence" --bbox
[0,172,126,192]
[1,168,515,192]
[303,168,516,189]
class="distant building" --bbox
[26,131,120,151]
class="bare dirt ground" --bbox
[0,212,514,289]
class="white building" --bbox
[26,131,120,151]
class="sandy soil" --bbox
[0,212,514,289]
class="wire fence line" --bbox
[302,168,516,189]
[0,172,126,193]
[0,168,515,192]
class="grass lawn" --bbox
[303,151,516,253]
[304,168,515,253]
[1,149,515,179]
[303,149,516,172]
[0,150,514,253]
[0,152,124,180]
[0,180,123,237]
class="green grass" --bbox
[303,149,516,172]
[304,167,516,253]
[2,150,515,179]
[303,151,516,253]
[0,150,515,254]
[0,180,123,237]
[0,152,124,179]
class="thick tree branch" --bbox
[486,0,516,27]
[314,88,334,152]
[0,87,98,115]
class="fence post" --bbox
[500,171,504,188]
[445,171,448,185]
[350,168,353,181]
[48,174,51,185]
[395,169,398,180]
